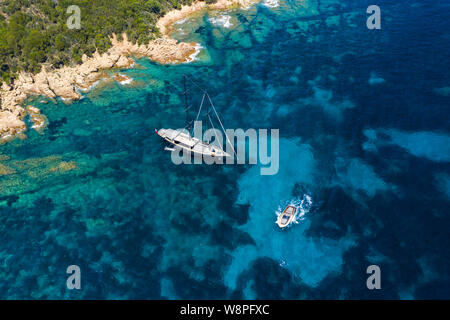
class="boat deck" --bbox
[156,128,230,157]
[276,205,297,228]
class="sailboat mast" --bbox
[183,75,189,129]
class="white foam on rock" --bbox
[262,0,280,8]
[184,43,203,63]
[209,14,233,28]
[117,73,133,86]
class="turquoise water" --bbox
[0,0,449,299]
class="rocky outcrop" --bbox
[0,48,135,143]
[26,105,48,133]
[111,34,197,64]
[157,0,259,35]
[0,0,260,144]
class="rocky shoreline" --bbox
[0,0,259,144]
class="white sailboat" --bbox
[156,76,235,159]
[155,128,231,158]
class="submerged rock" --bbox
[26,105,49,134]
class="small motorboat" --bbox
[276,205,297,228]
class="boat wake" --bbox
[275,194,313,227]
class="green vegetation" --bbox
[0,0,206,85]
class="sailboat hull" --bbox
[156,128,231,158]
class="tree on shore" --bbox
[0,0,203,86]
